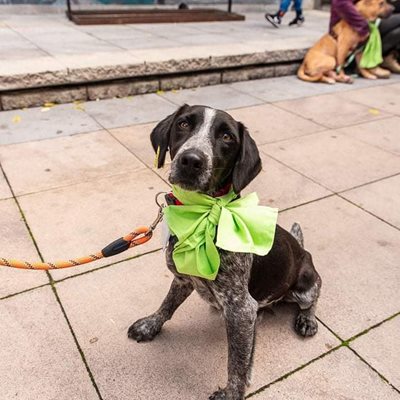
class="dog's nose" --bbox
[179,151,205,171]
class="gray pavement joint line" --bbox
[0,163,104,400]
[12,168,150,201]
[347,345,400,395]
[53,247,163,285]
[245,344,343,398]
[225,84,278,106]
[260,150,335,193]
[337,171,400,196]
[345,310,400,345]
[155,92,189,107]
[0,163,46,261]
[334,92,398,116]
[338,194,400,232]
[254,126,328,147]
[47,275,105,400]
[263,149,400,201]
[106,129,171,188]
[317,311,400,395]
[6,25,55,59]
[279,193,336,214]
[0,282,50,302]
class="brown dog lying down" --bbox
[298,0,394,84]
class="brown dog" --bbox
[298,0,394,84]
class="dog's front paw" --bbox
[295,313,318,337]
[127,314,163,342]
[209,388,244,400]
[209,389,226,400]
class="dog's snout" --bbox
[179,151,205,171]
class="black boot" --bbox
[289,11,305,26]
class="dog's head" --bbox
[150,104,261,194]
[356,0,394,20]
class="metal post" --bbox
[66,0,72,20]
[228,0,232,13]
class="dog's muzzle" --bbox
[170,149,210,190]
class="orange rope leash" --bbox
[0,194,165,271]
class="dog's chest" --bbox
[166,238,253,310]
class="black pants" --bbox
[379,14,400,56]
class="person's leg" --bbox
[289,0,305,26]
[265,0,290,27]
[380,15,400,73]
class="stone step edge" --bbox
[0,59,303,111]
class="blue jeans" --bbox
[280,0,302,13]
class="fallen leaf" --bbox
[12,115,21,123]
[43,102,56,108]
[156,90,165,95]
[41,107,51,113]
[368,108,380,115]
[73,104,85,111]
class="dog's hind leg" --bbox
[128,277,193,342]
[285,251,322,337]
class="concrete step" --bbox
[0,10,329,110]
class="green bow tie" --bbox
[164,185,278,280]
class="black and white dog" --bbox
[128,105,322,400]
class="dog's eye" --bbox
[222,133,234,143]
[178,120,189,129]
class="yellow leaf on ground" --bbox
[12,115,21,124]
[368,108,380,115]
[156,90,165,95]
[43,102,56,108]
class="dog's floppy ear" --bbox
[150,105,188,168]
[150,112,175,169]
[232,123,262,193]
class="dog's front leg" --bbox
[210,293,258,400]
[128,277,193,342]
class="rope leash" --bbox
[0,193,166,271]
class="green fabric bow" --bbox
[164,185,278,280]
[360,20,383,69]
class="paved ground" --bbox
[0,75,400,399]
[0,10,329,91]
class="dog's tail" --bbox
[297,63,323,82]
[290,222,304,248]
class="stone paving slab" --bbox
[0,171,11,200]
[264,130,400,192]
[0,130,146,196]
[228,103,325,144]
[0,12,330,92]
[275,93,392,129]
[336,82,400,116]
[0,199,48,298]
[351,315,400,390]
[83,94,177,130]
[0,103,101,145]
[341,175,400,229]
[252,347,399,399]
[110,123,171,184]
[278,196,400,340]
[17,170,170,281]
[56,251,339,400]
[0,286,99,400]
[245,153,332,210]
[228,74,395,103]
[159,83,263,110]
[337,116,400,156]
